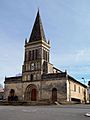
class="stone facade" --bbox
[4,10,88,103]
[67,76,87,103]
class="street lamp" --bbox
[88,81,90,103]
[82,77,85,84]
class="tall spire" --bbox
[29,10,46,42]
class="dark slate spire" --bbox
[29,10,46,42]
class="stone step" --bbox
[0,100,52,106]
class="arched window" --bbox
[74,84,76,92]
[10,89,15,96]
[30,74,33,81]
[32,50,34,60]
[43,61,48,73]
[35,49,38,60]
[29,51,31,61]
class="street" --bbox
[0,104,90,120]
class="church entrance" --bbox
[24,84,37,101]
[31,88,37,101]
[52,88,57,102]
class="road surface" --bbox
[0,104,90,120]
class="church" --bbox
[4,10,88,104]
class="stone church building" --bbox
[4,10,87,103]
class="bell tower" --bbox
[22,10,50,81]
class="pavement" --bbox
[0,104,90,120]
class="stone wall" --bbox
[4,83,23,101]
[4,76,67,103]
[41,79,67,102]
[5,75,88,103]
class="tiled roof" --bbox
[4,76,22,84]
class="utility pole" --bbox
[88,81,90,103]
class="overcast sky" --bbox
[0,0,90,86]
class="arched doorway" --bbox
[8,89,18,101]
[31,88,37,101]
[24,84,37,101]
[52,88,57,102]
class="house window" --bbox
[74,84,76,92]
[82,88,83,93]
[79,86,80,93]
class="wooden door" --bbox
[31,88,37,101]
[52,88,57,102]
